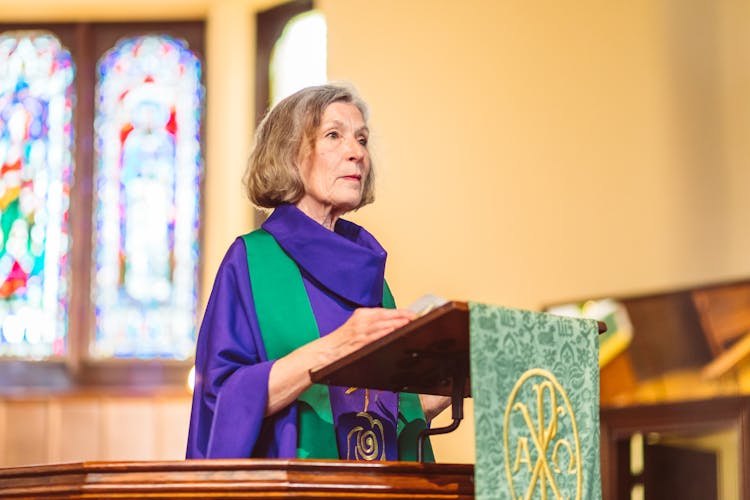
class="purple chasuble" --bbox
[186,204,399,460]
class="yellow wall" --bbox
[2,0,750,464]
[320,0,750,462]
[322,0,750,310]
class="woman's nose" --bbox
[346,137,365,162]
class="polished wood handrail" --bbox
[0,459,475,499]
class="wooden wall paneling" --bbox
[56,396,102,463]
[154,396,192,459]
[0,400,6,465]
[102,398,156,461]
[4,400,48,466]
[45,399,62,463]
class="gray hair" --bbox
[244,84,375,209]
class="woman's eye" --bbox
[325,131,340,139]
[358,137,368,146]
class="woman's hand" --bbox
[420,394,452,422]
[265,307,416,416]
[324,308,417,360]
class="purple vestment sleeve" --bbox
[186,238,297,459]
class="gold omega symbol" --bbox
[503,368,582,500]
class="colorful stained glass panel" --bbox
[93,35,203,359]
[0,32,74,359]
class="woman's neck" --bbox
[295,199,341,231]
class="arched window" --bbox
[0,32,75,359]
[253,1,326,228]
[93,35,203,359]
[269,10,327,106]
[255,0,327,122]
[0,22,204,388]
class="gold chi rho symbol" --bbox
[503,368,582,500]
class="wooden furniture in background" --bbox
[606,288,713,381]
[549,278,750,404]
[693,282,750,379]
[600,395,750,500]
[692,282,750,357]
[0,460,474,499]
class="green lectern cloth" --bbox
[470,303,601,500]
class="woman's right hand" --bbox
[265,307,416,416]
[325,307,417,360]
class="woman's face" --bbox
[295,101,371,224]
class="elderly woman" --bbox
[186,84,449,461]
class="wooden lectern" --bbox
[312,301,472,397]
[312,301,606,462]
[0,302,476,499]
[313,300,605,397]
[312,301,472,462]
[0,301,603,498]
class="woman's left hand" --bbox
[420,394,452,422]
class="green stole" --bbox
[243,229,433,461]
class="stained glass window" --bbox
[270,11,327,106]
[93,35,203,359]
[0,32,74,359]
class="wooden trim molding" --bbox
[0,459,475,498]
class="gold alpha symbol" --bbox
[503,368,582,500]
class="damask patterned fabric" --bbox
[470,303,601,500]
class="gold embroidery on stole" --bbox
[344,387,386,461]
